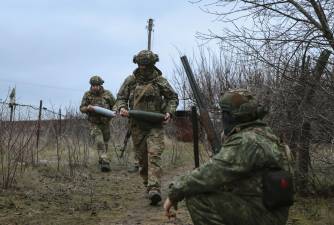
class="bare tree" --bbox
[173,45,334,193]
[195,1,334,77]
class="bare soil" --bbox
[0,157,333,225]
[0,160,193,225]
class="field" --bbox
[0,137,333,225]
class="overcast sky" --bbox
[0,0,222,111]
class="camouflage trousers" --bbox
[90,123,110,161]
[185,193,289,225]
[131,125,164,191]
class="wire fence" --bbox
[0,100,66,120]
[0,98,201,188]
[0,99,92,187]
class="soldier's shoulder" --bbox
[235,128,266,144]
[220,130,263,161]
[155,74,167,82]
[223,133,244,147]
[236,126,280,154]
[83,90,92,97]
[102,89,114,96]
[126,74,136,82]
[224,128,263,147]
[244,126,278,143]
[122,75,137,86]
[155,75,172,87]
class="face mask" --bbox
[91,85,102,95]
[138,65,154,80]
[222,111,237,135]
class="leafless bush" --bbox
[173,47,334,193]
[0,103,37,188]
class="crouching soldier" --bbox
[80,75,115,172]
[164,89,293,225]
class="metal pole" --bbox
[192,106,199,168]
[36,100,42,165]
[147,18,154,50]
[181,55,222,154]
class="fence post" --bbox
[58,108,62,135]
[56,108,62,171]
[192,106,199,168]
[35,100,42,165]
[9,88,16,122]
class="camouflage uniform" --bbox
[80,76,115,164]
[168,89,291,225]
[115,50,178,197]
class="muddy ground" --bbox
[0,150,333,225]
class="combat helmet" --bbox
[89,75,104,85]
[220,89,267,122]
[133,50,159,65]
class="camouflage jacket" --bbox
[114,68,178,115]
[168,120,291,203]
[80,88,115,124]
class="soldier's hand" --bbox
[87,105,95,112]
[120,108,129,117]
[163,113,171,124]
[164,197,177,219]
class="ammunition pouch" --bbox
[262,169,294,210]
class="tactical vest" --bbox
[86,90,112,124]
[128,71,164,113]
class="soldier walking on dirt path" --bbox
[114,50,179,206]
[164,89,294,225]
[80,75,116,172]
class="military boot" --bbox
[148,189,161,206]
[98,156,110,172]
[127,164,139,173]
[100,161,110,172]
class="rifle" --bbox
[120,129,131,158]
[180,55,222,154]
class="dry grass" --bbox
[0,134,333,224]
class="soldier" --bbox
[80,75,115,172]
[164,89,293,225]
[114,50,178,205]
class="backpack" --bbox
[262,168,294,210]
[253,127,295,210]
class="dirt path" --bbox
[0,157,332,225]
[0,162,193,225]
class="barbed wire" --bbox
[0,78,83,92]
[0,101,65,117]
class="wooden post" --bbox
[298,122,311,188]
[36,100,42,165]
[9,88,16,122]
[58,108,62,135]
[9,105,14,122]
[56,108,61,171]
[192,106,199,168]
